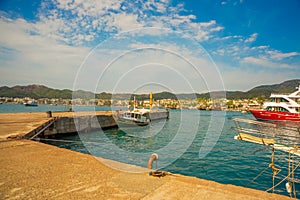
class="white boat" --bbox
[117,92,169,127]
[250,85,300,122]
[118,108,151,127]
[24,100,38,106]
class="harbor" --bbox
[1,0,300,198]
[0,108,298,198]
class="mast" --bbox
[150,92,153,110]
[134,96,136,110]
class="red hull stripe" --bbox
[250,110,300,122]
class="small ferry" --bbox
[24,101,38,107]
[118,108,151,126]
[117,93,169,127]
[250,85,300,122]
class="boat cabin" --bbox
[123,110,150,122]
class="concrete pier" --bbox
[45,111,117,136]
[0,140,293,199]
[0,112,294,199]
[0,111,117,139]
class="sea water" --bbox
[1,104,299,197]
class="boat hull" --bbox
[117,118,149,127]
[25,104,38,107]
[250,110,300,122]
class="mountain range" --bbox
[0,79,299,100]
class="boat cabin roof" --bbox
[125,108,150,115]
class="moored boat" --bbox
[24,101,38,107]
[118,108,151,127]
[250,85,300,122]
[117,92,169,127]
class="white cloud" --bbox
[110,13,143,31]
[0,0,299,91]
[0,16,89,88]
[35,0,224,45]
[245,33,258,43]
[188,20,224,41]
[242,56,298,69]
[257,45,268,49]
[222,68,296,91]
[217,61,299,91]
[267,50,299,60]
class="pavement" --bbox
[0,139,293,200]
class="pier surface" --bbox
[0,111,114,139]
[0,140,293,199]
[0,112,294,199]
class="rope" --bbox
[246,165,270,185]
[292,151,297,198]
[270,147,276,193]
[288,151,292,197]
[265,161,300,192]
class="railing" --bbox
[25,118,57,139]
[231,118,300,146]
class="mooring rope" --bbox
[265,161,300,192]
[246,165,270,186]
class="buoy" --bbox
[147,153,158,169]
[285,181,292,194]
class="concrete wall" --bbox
[45,114,117,136]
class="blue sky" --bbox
[0,0,299,93]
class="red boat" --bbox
[250,85,300,122]
[250,110,300,122]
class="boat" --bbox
[250,85,300,122]
[117,92,169,127]
[118,108,151,127]
[24,101,38,107]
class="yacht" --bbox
[250,86,300,122]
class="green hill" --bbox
[0,79,299,100]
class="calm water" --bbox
[1,104,299,197]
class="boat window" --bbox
[270,98,275,102]
[276,107,288,112]
[280,98,288,102]
[266,106,273,111]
